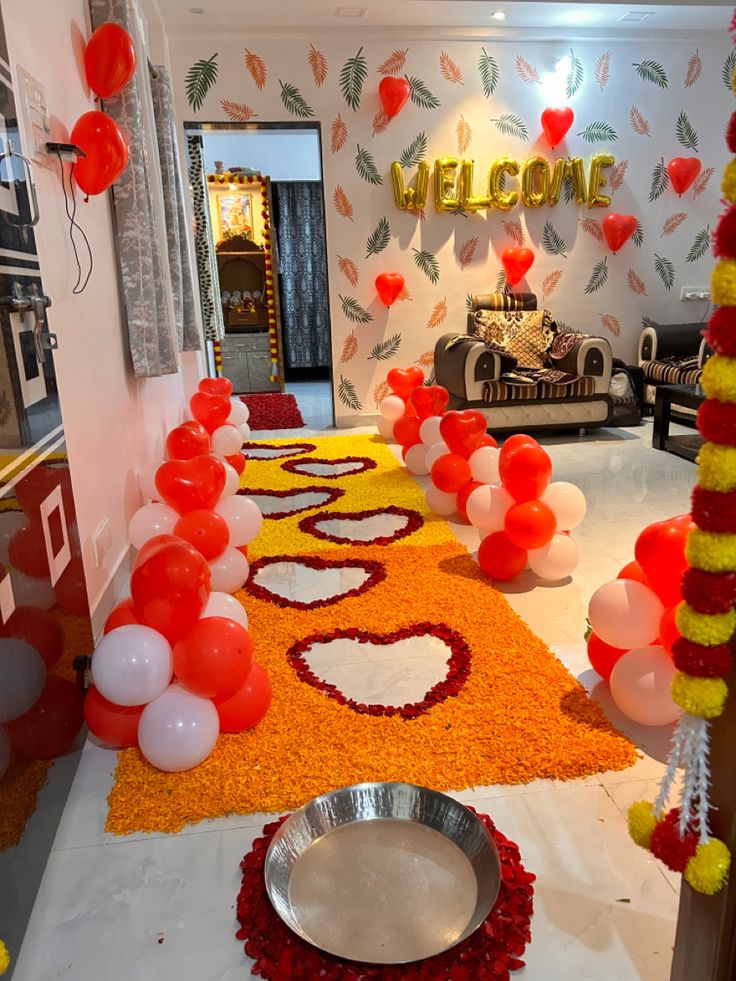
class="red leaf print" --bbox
[502,218,524,246]
[609,160,629,192]
[372,109,390,136]
[406,207,426,221]
[661,212,688,237]
[308,44,328,86]
[220,100,257,122]
[341,330,359,364]
[685,50,702,88]
[427,299,448,328]
[456,115,472,155]
[377,48,408,76]
[373,380,390,406]
[415,351,435,368]
[578,217,604,242]
[541,270,563,300]
[693,166,716,198]
[600,313,621,338]
[337,256,359,287]
[458,236,479,270]
[440,51,464,85]
[330,114,348,153]
[398,285,413,301]
[627,270,648,295]
[629,106,651,137]
[515,54,541,84]
[333,185,354,221]
[595,51,611,91]
[244,49,267,90]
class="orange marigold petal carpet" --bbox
[106,435,636,836]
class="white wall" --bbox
[202,129,322,181]
[2,0,204,626]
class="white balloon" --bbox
[469,446,500,485]
[528,533,579,581]
[0,726,9,781]
[610,646,681,727]
[588,579,664,651]
[8,569,55,610]
[377,417,395,441]
[0,639,46,723]
[128,503,178,550]
[228,398,250,427]
[379,395,405,421]
[404,443,429,475]
[91,625,173,707]
[0,511,28,567]
[540,482,587,532]
[425,485,457,516]
[220,461,241,498]
[425,441,450,471]
[466,484,514,533]
[237,422,251,440]
[138,684,220,772]
[216,496,263,547]
[209,547,250,592]
[419,416,443,447]
[201,591,249,629]
[139,460,163,501]
[211,425,243,456]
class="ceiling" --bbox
[156,1,733,37]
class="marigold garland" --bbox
[673,638,733,678]
[696,400,736,448]
[690,486,736,534]
[705,306,736,356]
[0,941,8,976]
[676,603,736,645]
[670,674,729,718]
[686,529,736,572]
[681,567,736,614]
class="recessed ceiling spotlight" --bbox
[336,6,367,16]
[491,11,506,20]
[619,10,655,22]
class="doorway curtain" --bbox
[272,182,331,370]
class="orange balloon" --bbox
[587,632,626,681]
[431,453,472,493]
[478,531,527,581]
[213,662,272,732]
[504,500,557,550]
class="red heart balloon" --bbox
[70,111,129,196]
[603,213,638,254]
[541,107,574,148]
[199,377,233,397]
[667,157,702,196]
[410,384,449,420]
[387,367,425,399]
[375,272,405,307]
[440,410,488,458]
[166,423,211,461]
[502,247,535,287]
[189,392,231,433]
[155,455,227,514]
[379,76,411,118]
[130,536,210,644]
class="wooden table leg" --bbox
[652,389,670,450]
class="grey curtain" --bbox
[149,65,200,352]
[187,136,225,342]
[89,0,178,377]
[272,182,330,368]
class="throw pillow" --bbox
[472,309,555,369]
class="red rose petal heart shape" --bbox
[387,367,425,399]
[541,107,574,148]
[155,455,227,514]
[440,410,488,458]
[502,247,535,287]
[603,213,638,254]
[199,377,233,398]
[410,384,450,420]
[189,392,231,433]
[667,157,702,196]
[379,76,411,118]
[375,272,405,307]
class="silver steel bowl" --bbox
[264,782,500,964]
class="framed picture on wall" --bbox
[218,193,254,240]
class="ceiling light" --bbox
[491,11,506,20]
[619,10,655,22]
[336,6,366,16]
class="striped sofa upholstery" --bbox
[638,322,710,409]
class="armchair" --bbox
[638,321,710,412]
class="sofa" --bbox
[638,321,710,412]
[434,292,613,434]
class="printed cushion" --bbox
[472,309,555,370]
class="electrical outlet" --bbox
[16,66,50,164]
[93,519,112,568]
[681,287,711,301]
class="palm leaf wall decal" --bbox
[308,44,328,86]
[458,237,479,270]
[185,53,218,111]
[440,51,464,84]
[220,100,256,121]
[595,51,611,90]
[627,270,648,295]
[340,330,359,364]
[355,145,383,185]
[331,115,348,153]
[490,113,529,140]
[338,375,362,411]
[542,221,568,257]
[279,80,314,118]
[685,50,702,88]
[456,116,472,154]
[365,217,391,257]
[686,227,711,263]
[649,158,670,202]
[584,257,609,294]
[340,47,367,110]
[426,299,448,327]
[406,75,441,109]
[244,49,267,89]
[654,254,676,291]
[676,111,699,152]
[566,49,584,98]
[577,121,618,144]
[502,218,524,245]
[399,132,428,168]
[337,256,359,287]
[633,59,668,88]
[723,51,736,91]
[340,295,373,324]
[333,185,354,220]
[368,334,402,361]
[413,248,440,284]
[630,106,651,137]
[479,48,500,97]
[377,49,408,75]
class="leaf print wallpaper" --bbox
[168,37,733,423]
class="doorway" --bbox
[185,123,334,431]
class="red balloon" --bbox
[213,662,272,732]
[502,434,538,455]
[504,500,557,550]
[7,676,84,760]
[498,443,552,502]
[104,598,140,634]
[617,560,648,585]
[130,535,210,644]
[387,367,424,399]
[393,415,422,448]
[603,213,638,254]
[84,22,136,98]
[173,616,254,699]
[478,531,527,582]
[174,508,230,560]
[440,410,487,458]
[226,452,246,476]
[431,453,472,493]
[199,377,234,397]
[634,516,693,607]
[667,157,702,196]
[155,454,226,514]
[587,632,626,682]
[9,521,50,578]
[84,686,142,748]
[502,247,535,286]
[457,480,483,521]
[541,106,574,147]
[379,76,411,117]
[53,556,90,617]
[166,423,210,461]
[189,391,231,433]
[1,606,64,669]
[375,272,405,307]
[16,464,76,521]
[70,111,129,196]
[659,606,680,657]
[478,434,498,448]
[410,385,449,421]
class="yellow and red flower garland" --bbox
[207,171,281,382]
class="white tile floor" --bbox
[8,410,698,981]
